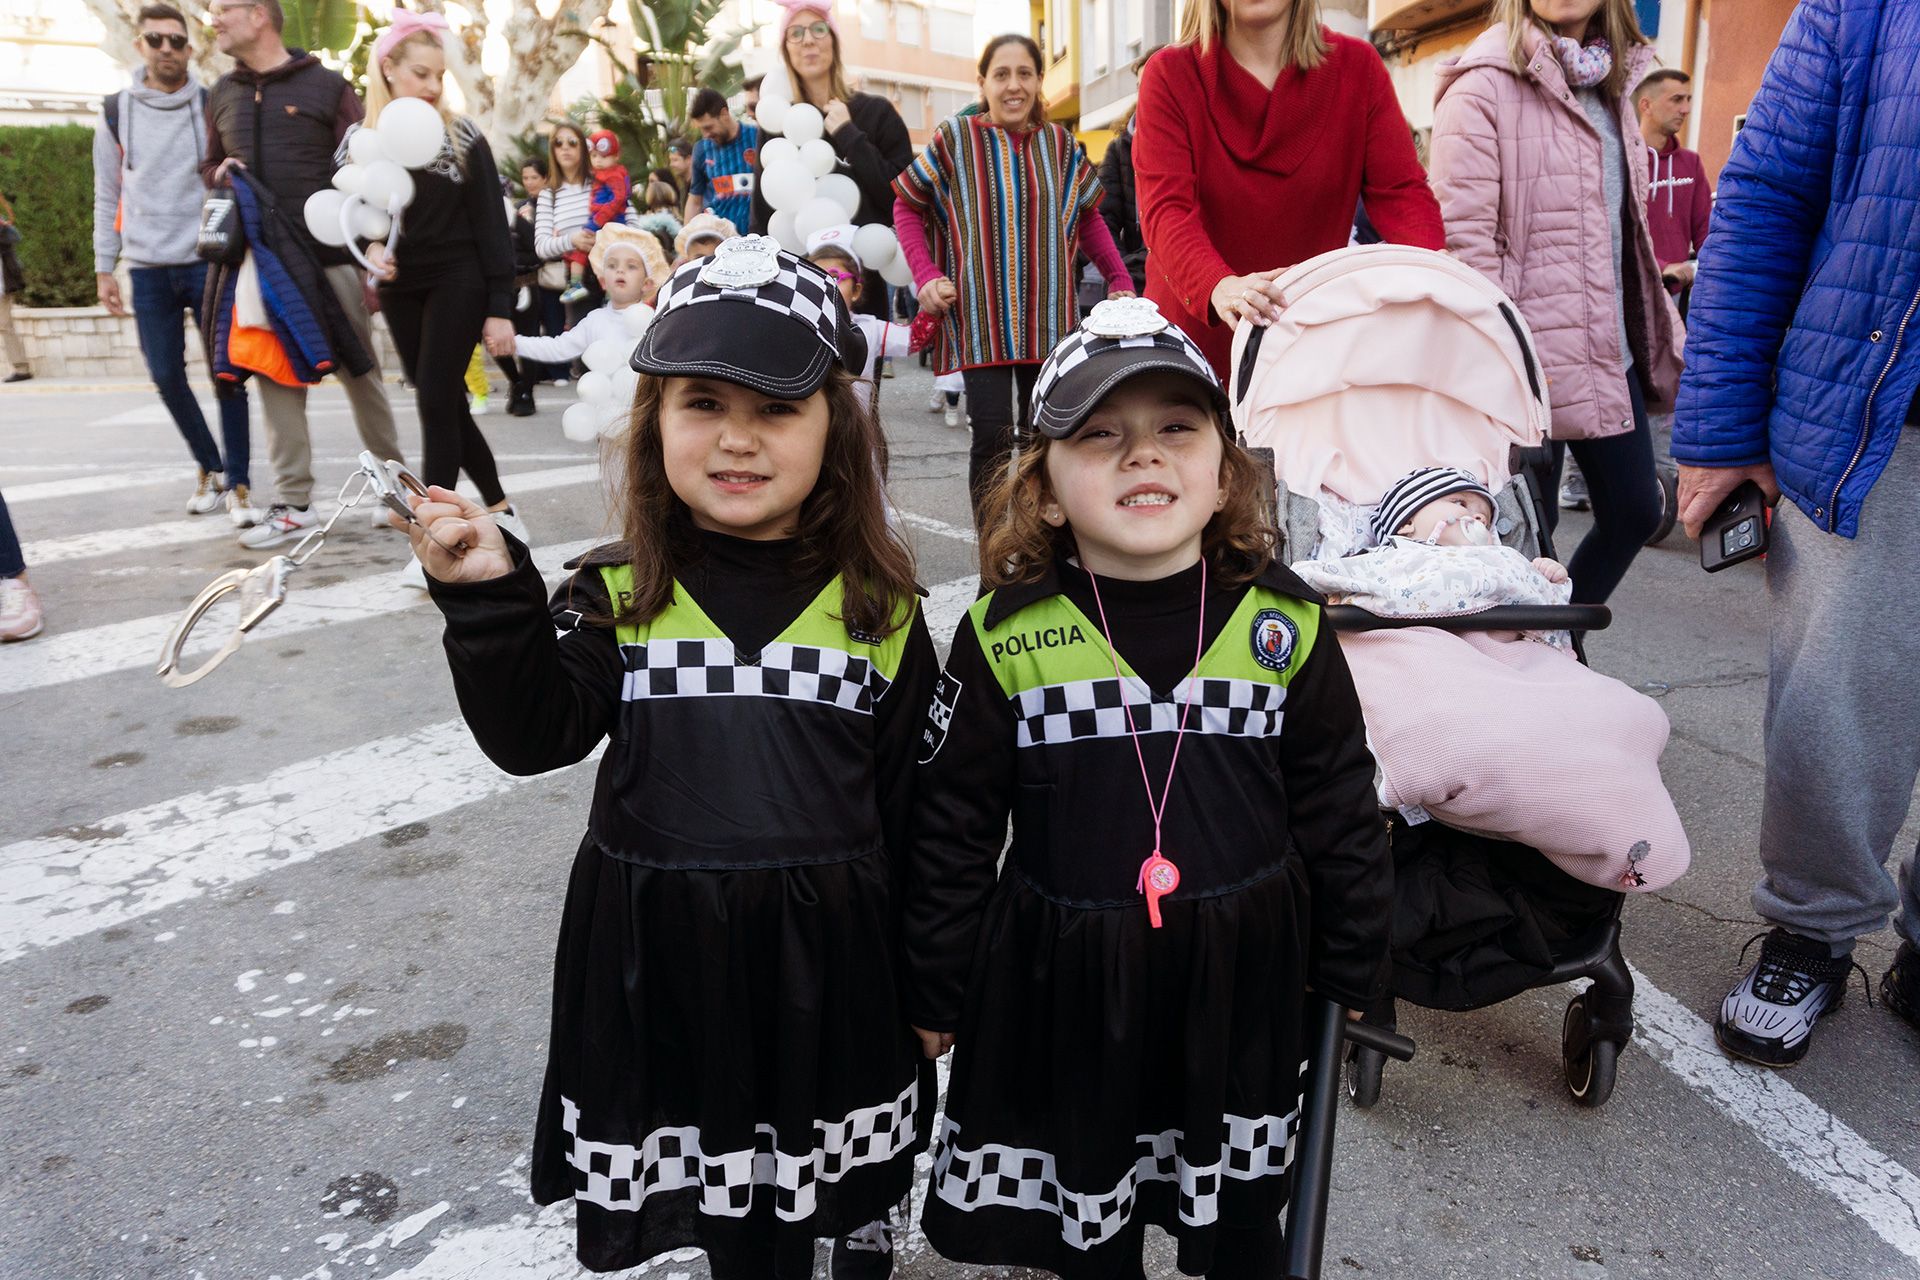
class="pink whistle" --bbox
[1137,852,1181,929]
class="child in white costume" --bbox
[506,224,660,367]
[805,228,913,416]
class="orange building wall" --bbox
[1694,0,1797,182]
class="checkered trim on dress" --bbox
[615,639,891,713]
[562,1076,920,1221]
[928,1096,1302,1249]
[1011,677,1285,748]
[653,256,844,366]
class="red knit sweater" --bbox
[1134,32,1445,377]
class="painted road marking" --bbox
[22,464,603,566]
[0,575,975,959]
[6,468,190,503]
[1627,964,1920,1267]
[896,510,977,546]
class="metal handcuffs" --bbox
[155,452,452,687]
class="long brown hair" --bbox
[1175,0,1326,71]
[1490,0,1648,98]
[976,34,1047,130]
[546,121,588,187]
[978,418,1277,590]
[603,368,918,637]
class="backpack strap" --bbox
[104,89,124,150]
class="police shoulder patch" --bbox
[1251,608,1297,672]
[920,671,963,764]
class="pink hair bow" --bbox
[372,10,450,66]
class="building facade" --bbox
[0,1,124,128]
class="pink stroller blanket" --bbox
[1340,627,1690,891]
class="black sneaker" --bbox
[1716,929,1860,1066]
[1883,941,1920,1032]
[829,1218,895,1280]
[507,385,536,417]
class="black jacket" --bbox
[749,91,913,235]
[1097,130,1146,290]
[203,50,362,266]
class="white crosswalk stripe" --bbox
[21,463,603,566]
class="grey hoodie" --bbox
[92,67,210,273]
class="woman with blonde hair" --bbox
[1133,0,1442,379]
[350,11,529,585]
[1429,0,1682,606]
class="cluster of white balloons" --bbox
[303,98,447,272]
[560,307,653,442]
[751,73,912,287]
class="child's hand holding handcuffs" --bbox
[397,486,516,585]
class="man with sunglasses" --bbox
[93,2,255,525]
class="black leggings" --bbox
[961,361,1040,525]
[1540,373,1662,605]
[379,272,508,508]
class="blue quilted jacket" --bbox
[1673,0,1920,536]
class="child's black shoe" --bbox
[1883,941,1920,1032]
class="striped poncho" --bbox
[893,105,1102,374]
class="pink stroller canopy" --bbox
[1229,245,1549,506]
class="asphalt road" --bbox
[2,364,1916,1280]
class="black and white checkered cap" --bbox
[631,235,866,398]
[1031,299,1229,439]
[1369,465,1496,545]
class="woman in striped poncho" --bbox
[893,34,1135,528]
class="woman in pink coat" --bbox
[1429,0,1682,605]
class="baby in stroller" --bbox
[1235,247,1689,894]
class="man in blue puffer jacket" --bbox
[1674,0,1920,1067]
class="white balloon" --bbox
[596,402,627,437]
[577,370,613,403]
[582,338,628,373]
[619,303,653,338]
[754,96,790,135]
[879,251,915,288]
[793,196,845,244]
[350,202,392,242]
[561,402,600,442]
[358,161,415,212]
[816,173,861,221]
[347,128,388,167]
[853,223,898,270]
[303,189,350,247]
[611,368,639,401]
[799,137,837,178]
[760,163,816,213]
[331,164,365,196]
[758,136,800,174]
[782,102,824,144]
[377,96,447,168]
[768,208,804,253]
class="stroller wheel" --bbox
[1647,461,1681,546]
[1562,994,1619,1107]
[1346,1044,1385,1109]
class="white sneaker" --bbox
[187,470,227,515]
[0,574,45,642]
[226,483,262,529]
[492,504,530,547]
[927,388,943,412]
[944,403,964,429]
[238,503,320,549]
[469,395,490,417]
[397,556,430,591]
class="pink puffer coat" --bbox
[1429,23,1683,440]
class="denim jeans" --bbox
[130,263,249,487]
[0,489,22,578]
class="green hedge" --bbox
[0,124,98,308]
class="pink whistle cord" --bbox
[1084,556,1209,878]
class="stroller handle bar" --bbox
[1324,603,1612,634]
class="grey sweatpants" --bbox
[256,264,403,508]
[1756,421,1920,954]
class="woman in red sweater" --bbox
[1134,0,1443,380]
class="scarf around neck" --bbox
[1551,34,1613,88]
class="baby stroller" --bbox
[1231,245,1637,1112]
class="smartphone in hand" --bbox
[1699,479,1772,573]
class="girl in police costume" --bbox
[905,297,1392,1278]
[400,236,936,1277]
